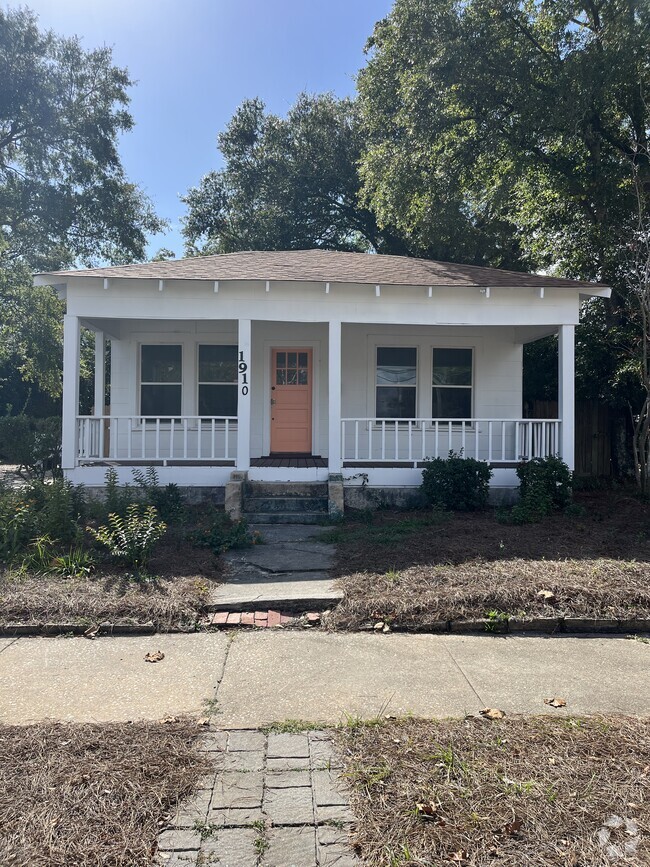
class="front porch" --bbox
[63,316,575,499]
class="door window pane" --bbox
[376,347,417,418]
[275,350,309,387]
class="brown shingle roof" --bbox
[40,249,604,290]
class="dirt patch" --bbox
[327,492,650,628]
[337,715,650,866]
[0,718,212,867]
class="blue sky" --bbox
[24,0,393,258]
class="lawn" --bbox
[337,714,650,866]
[0,718,211,867]
[325,491,650,629]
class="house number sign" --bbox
[239,351,249,396]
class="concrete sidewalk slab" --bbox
[217,631,479,726]
[0,633,228,724]
[227,542,334,573]
[448,634,650,716]
[216,632,650,727]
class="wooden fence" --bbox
[528,400,611,477]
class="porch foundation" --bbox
[225,471,247,520]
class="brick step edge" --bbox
[204,610,323,629]
[361,617,650,635]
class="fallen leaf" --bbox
[502,816,524,836]
[544,697,567,708]
[537,589,557,604]
[450,850,468,863]
[196,717,210,727]
[373,621,385,631]
[487,845,499,857]
[144,651,165,663]
[480,707,506,720]
[83,625,98,639]
[416,801,440,820]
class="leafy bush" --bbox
[0,415,61,479]
[420,450,492,511]
[0,487,34,563]
[193,512,260,554]
[87,504,167,571]
[132,467,186,523]
[498,456,573,525]
[103,467,134,517]
[25,479,85,545]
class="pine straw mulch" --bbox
[0,539,221,631]
[326,491,650,629]
[337,714,650,866]
[0,718,212,867]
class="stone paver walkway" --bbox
[209,525,342,613]
[156,729,358,867]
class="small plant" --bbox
[498,456,573,525]
[193,512,260,554]
[27,479,85,545]
[103,467,134,517]
[0,493,34,563]
[22,534,94,577]
[87,504,167,570]
[420,450,492,511]
[132,467,187,524]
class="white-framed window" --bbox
[432,348,473,419]
[375,347,417,419]
[198,345,238,418]
[140,344,182,417]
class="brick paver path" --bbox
[156,729,359,866]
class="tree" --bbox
[358,0,650,472]
[359,0,648,282]
[0,7,165,407]
[182,93,408,255]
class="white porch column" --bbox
[558,324,575,471]
[94,331,105,417]
[328,319,342,473]
[61,314,81,470]
[236,318,252,470]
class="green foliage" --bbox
[0,415,61,479]
[0,7,164,269]
[182,94,407,255]
[421,451,492,512]
[102,468,134,518]
[193,512,260,554]
[22,534,94,577]
[25,479,85,545]
[87,504,167,570]
[0,490,33,563]
[498,456,573,524]
[131,467,186,524]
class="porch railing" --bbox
[76,416,237,463]
[341,418,561,465]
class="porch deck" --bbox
[251,455,327,468]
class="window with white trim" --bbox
[198,345,238,418]
[140,345,182,417]
[375,347,417,419]
[432,348,472,419]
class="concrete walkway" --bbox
[1,632,648,725]
[209,525,342,613]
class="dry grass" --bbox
[0,538,221,630]
[337,715,650,866]
[327,491,650,628]
[0,718,211,866]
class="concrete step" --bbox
[206,576,343,613]
[244,512,328,525]
[246,482,328,498]
[243,496,329,514]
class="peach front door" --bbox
[270,348,313,453]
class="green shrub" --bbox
[0,415,61,479]
[497,455,573,525]
[420,450,492,511]
[25,479,85,545]
[21,534,95,577]
[0,488,34,563]
[87,504,167,571]
[132,467,186,524]
[193,512,260,554]
[103,467,134,517]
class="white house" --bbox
[35,249,610,516]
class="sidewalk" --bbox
[1,631,648,725]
